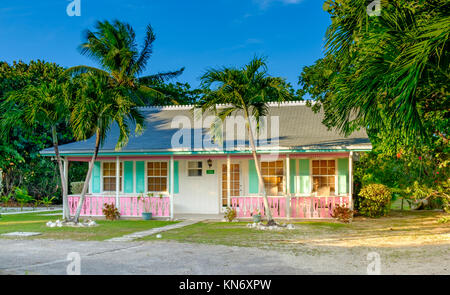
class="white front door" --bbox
[221,162,242,210]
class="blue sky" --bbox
[0,0,330,89]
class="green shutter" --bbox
[248,159,258,194]
[173,161,179,194]
[124,161,134,193]
[91,161,101,193]
[338,158,349,194]
[298,159,310,194]
[289,158,296,193]
[135,161,145,193]
[169,160,179,194]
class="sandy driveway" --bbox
[0,238,448,275]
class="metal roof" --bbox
[40,102,372,156]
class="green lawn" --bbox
[140,210,450,254]
[0,211,178,241]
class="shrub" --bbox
[14,187,35,210]
[40,196,56,208]
[70,182,85,194]
[102,203,120,221]
[358,184,392,217]
[224,207,237,222]
[332,204,353,223]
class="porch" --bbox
[67,194,350,220]
[63,151,355,220]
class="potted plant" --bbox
[251,209,261,223]
[138,193,153,220]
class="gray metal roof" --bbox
[40,102,372,155]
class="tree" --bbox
[0,79,72,219]
[70,73,145,222]
[301,0,449,141]
[0,61,76,202]
[67,20,186,221]
[197,57,293,225]
[66,20,185,105]
[299,0,449,211]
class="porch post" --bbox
[286,154,291,219]
[349,151,353,209]
[227,154,231,208]
[63,157,69,218]
[170,156,174,220]
[115,156,120,210]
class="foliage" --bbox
[358,184,392,218]
[331,204,353,223]
[13,187,35,210]
[150,81,203,105]
[102,203,120,221]
[302,0,449,141]
[197,57,295,224]
[437,216,449,224]
[300,1,449,212]
[138,193,153,213]
[66,20,184,106]
[70,182,85,195]
[0,194,12,207]
[39,196,56,208]
[224,207,237,222]
[0,60,74,202]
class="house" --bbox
[40,101,372,219]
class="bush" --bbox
[102,203,120,221]
[71,182,85,194]
[358,184,392,217]
[332,204,353,223]
[14,187,35,210]
[224,207,237,222]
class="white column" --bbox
[115,156,120,210]
[349,151,353,209]
[170,156,174,220]
[63,158,69,218]
[227,155,231,208]
[286,154,291,219]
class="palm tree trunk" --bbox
[73,129,101,222]
[244,112,275,225]
[52,125,70,220]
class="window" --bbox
[312,160,335,196]
[103,162,123,192]
[147,162,168,192]
[187,161,202,177]
[261,160,284,195]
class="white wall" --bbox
[173,158,250,214]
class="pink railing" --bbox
[68,195,171,217]
[290,196,349,219]
[231,196,287,218]
[231,195,350,219]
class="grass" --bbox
[140,210,450,253]
[0,211,178,241]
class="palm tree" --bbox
[66,20,185,105]
[321,0,449,141]
[197,57,293,225]
[0,80,71,219]
[70,73,145,222]
[67,20,183,221]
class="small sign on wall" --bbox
[206,170,215,175]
